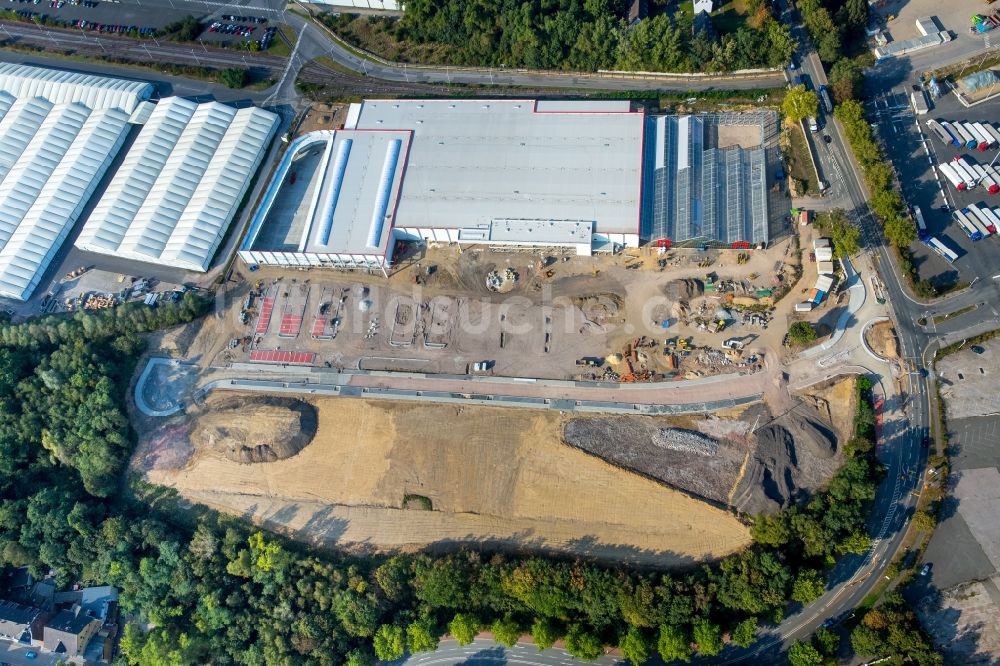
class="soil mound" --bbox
[190,396,317,464]
[730,411,840,514]
[664,278,704,300]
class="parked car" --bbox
[920,563,932,576]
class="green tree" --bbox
[787,640,824,666]
[884,215,917,248]
[531,618,560,650]
[565,624,604,661]
[407,620,439,653]
[374,624,406,661]
[345,647,375,666]
[658,624,692,662]
[912,510,937,533]
[791,569,826,604]
[219,67,248,89]
[619,626,652,665]
[752,513,791,547]
[715,549,792,615]
[491,616,522,647]
[449,613,479,646]
[835,530,872,555]
[850,624,886,656]
[789,321,818,345]
[731,617,758,648]
[829,58,863,104]
[813,627,839,657]
[783,84,819,122]
[692,619,723,656]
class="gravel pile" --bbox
[651,428,719,456]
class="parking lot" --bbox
[2,0,284,49]
[869,87,1000,290]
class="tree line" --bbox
[0,300,908,664]
[326,0,795,73]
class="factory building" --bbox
[241,99,775,274]
[76,97,279,272]
[0,64,152,301]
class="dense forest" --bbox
[0,298,896,664]
[325,0,796,73]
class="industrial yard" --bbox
[216,237,818,382]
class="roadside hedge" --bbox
[833,100,917,249]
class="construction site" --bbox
[218,235,816,382]
[124,186,872,568]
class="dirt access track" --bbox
[137,394,751,567]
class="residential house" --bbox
[42,605,101,657]
[0,600,43,644]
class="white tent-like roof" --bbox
[0,63,152,113]
[0,65,148,301]
[76,97,279,272]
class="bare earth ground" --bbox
[135,394,751,567]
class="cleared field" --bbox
[140,395,751,566]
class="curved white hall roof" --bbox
[0,63,152,113]
[76,97,279,272]
[0,65,147,301]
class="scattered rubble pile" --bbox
[651,428,719,456]
[190,396,317,464]
[563,418,743,505]
[486,267,519,292]
[564,404,842,513]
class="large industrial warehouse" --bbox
[76,97,279,272]
[240,100,644,272]
[0,64,153,301]
[240,99,776,273]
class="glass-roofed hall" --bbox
[647,112,776,248]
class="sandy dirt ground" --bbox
[138,394,751,566]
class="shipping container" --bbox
[815,246,834,261]
[953,122,978,149]
[914,206,928,238]
[927,119,957,146]
[963,122,989,150]
[939,121,963,147]
[938,161,967,191]
[974,122,997,148]
[983,123,1000,146]
[952,158,979,187]
[966,204,992,237]
[795,301,815,312]
[969,203,996,233]
[925,236,958,262]
[954,208,984,240]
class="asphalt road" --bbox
[395,640,619,666]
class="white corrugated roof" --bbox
[0,63,153,113]
[0,66,143,301]
[76,97,279,272]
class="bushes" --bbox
[219,67,249,89]
[161,15,202,41]
[850,593,941,664]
